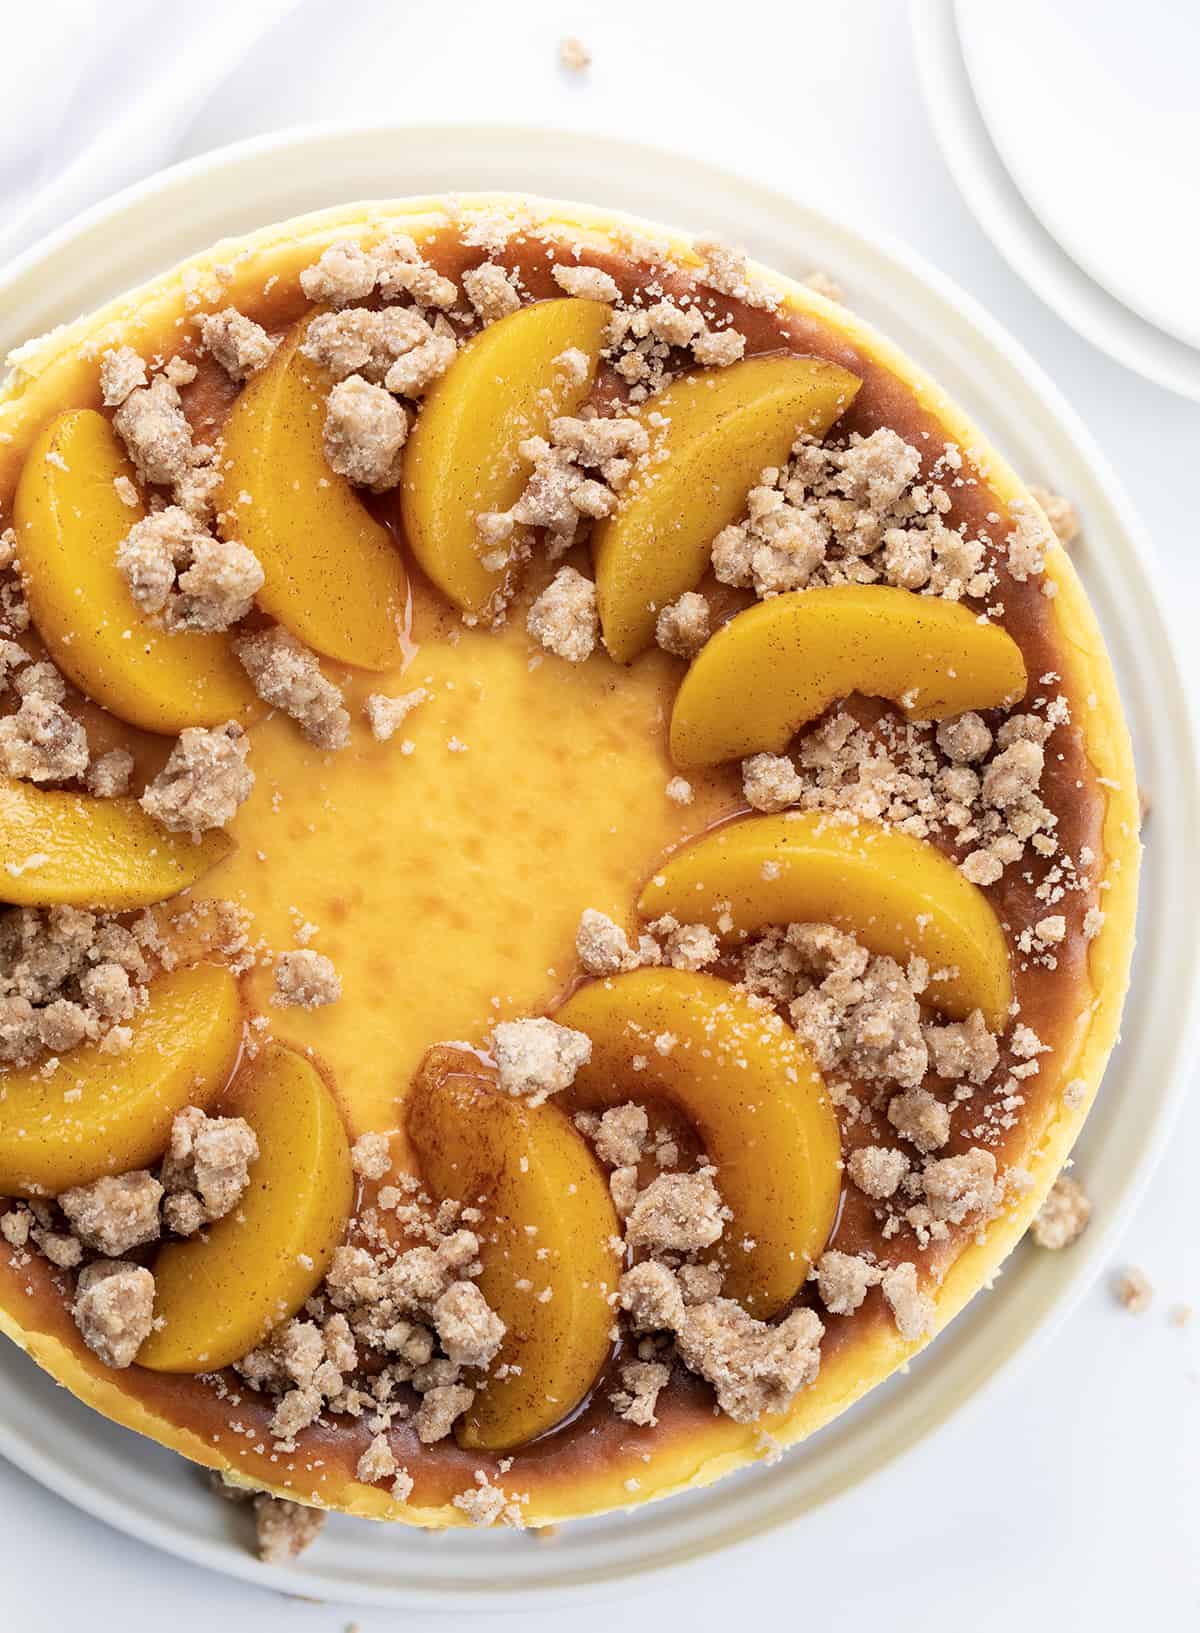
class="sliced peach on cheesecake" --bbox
[0,963,242,1197]
[406,1045,621,1452]
[592,357,862,663]
[0,776,232,909]
[638,814,1012,1028]
[556,969,841,1318]
[669,585,1027,767]
[399,298,611,620]
[138,1042,353,1373]
[12,410,255,734]
[220,317,407,669]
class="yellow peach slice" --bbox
[0,963,242,1197]
[220,318,406,669]
[399,298,611,620]
[138,1041,352,1373]
[669,585,1027,767]
[592,357,862,663]
[406,1045,621,1452]
[12,411,255,734]
[0,776,232,909]
[557,969,841,1318]
[638,813,1012,1028]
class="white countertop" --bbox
[2,1,1197,1625]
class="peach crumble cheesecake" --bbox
[0,196,1138,1550]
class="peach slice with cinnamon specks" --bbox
[0,776,232,909]
[669,585,1027,768]
[0,963,242,1197]
[638,813,1012,1028]
[12,410,255,734]
[592,356,861,663]
[406,1045,621,1452]
[138,1042,352,1373]
[399,298,611,621]
[556,968,841,1318]
[220,317,407,669]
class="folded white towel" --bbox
[1,0,298,266]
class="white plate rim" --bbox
[0,118,1197,1611]
[910,0,1200,403]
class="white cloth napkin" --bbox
[1,0,299,268]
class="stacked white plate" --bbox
[913,0,1200,401]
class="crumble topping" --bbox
[117,507,263,632]
[880,1261,934,1342]
[86,748,135,798]
[59,1172,163,1257]
[356,1432,397,1484]
[742,752,805,813]
[1004,498,1053,583]
[299,240,378,307]
[558,35,592,72]
[350,1131,392,1182]
[526,566,599,662]
[99,345,148,407]
[452,1470,526,1528]
[655,591,711,659]
[140,721,253,837]
[919,1148,997,1224]
[415,1383,476,1444]
[273,949,342,1009]
[113,374,194,488]
[235,627,349,751]
[551,264,621,303]
[482,414,647,568]
[591,1102,649,1167]
[322,375,408,493]
[302,306,439,384]
[374,235,459,311]
[253,1494,326,1564]
[815,1250,882,1316]
[625,1170,726,1253]
[692,238,780,313]
[619,1260,687,1332]
[490,1017,591,1103]
[0,905,150,1066]
[675,1300,823,1423]
[0,693,89,783]
[364,687,427,743]
[73,1260,156,1369]
[887,1088,950,1152]
[382,329,457,399]
[1030,1173,1091,1250]
[199,308,277,380]
[736,698,1066,890]
[713,430,994,602]
[461,263,522,324]
[847,1144,909,1200]
[574,909,659,977]
[160,1106,259,1236]
[610,1360,670,1426]
[1115,1266,1153,1314]
[1029,485,1080,548]
[432,1281,505,1368]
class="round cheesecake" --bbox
[0,195,1139,1534]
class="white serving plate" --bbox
[0,122,1197,1612]
[911,0,1200,403]
[957,0,1200,353]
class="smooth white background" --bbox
[0,1,1196,1627]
